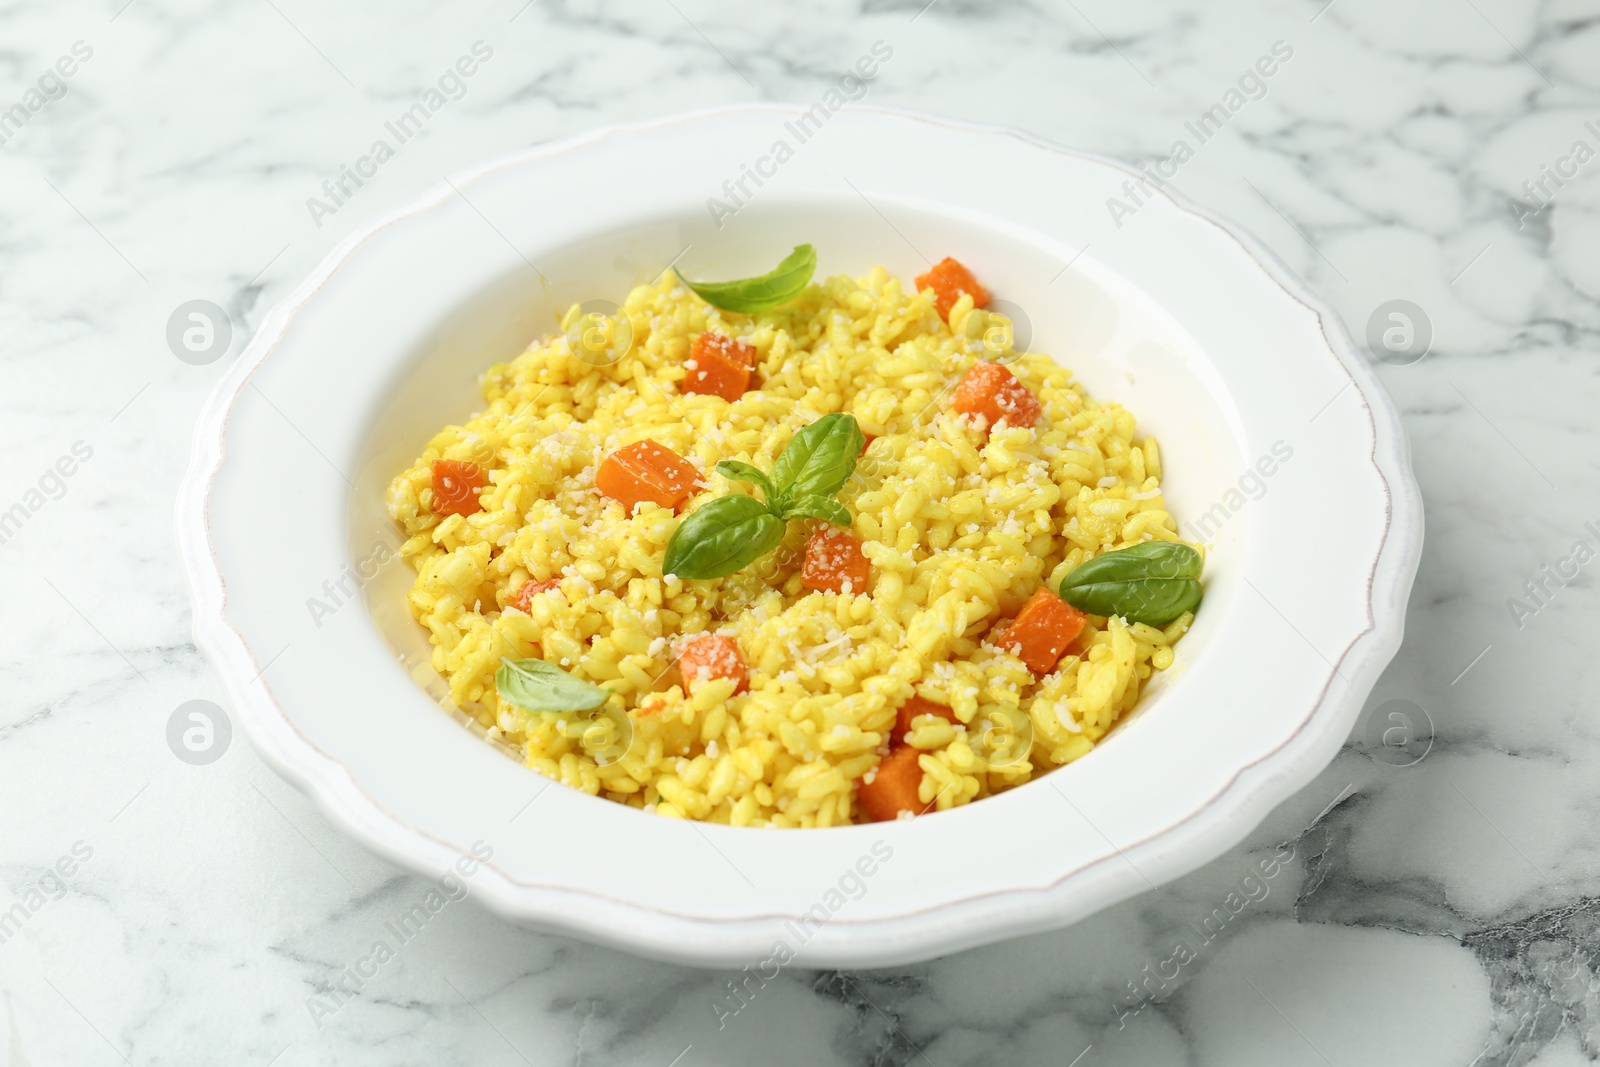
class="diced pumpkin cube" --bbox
[801,526,871,595]
[915,256,989,319]
[894,695,959,747]
[596,440,703,513]
[683,332,756,402]
[677,634,748,695]
[950,361,1042,431]
[859,433,876,458]
[430,459,487,517]
[858,746,931,822]
[508,577,562,614]
[996,586,1086,675]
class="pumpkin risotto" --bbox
[386,251,1201,827]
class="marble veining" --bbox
[2,0,1597,1063]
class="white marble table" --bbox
[3,0,1595,1063]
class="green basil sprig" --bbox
[683,244,816,315]
[769,410,861,500]
[660,495,787,580]
[495,657,611,713]
[663,412,864,580]
[1058,541,1203,626]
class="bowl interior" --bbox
[349,192,1250,771]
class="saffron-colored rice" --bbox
[387,267,1195,827]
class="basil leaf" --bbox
[770,413,864,501]
[779,495,852,525]
[663,494,787,579]
[495,657,611,713]
[714,460,777,503]
[683,244,817,314]
[1058,541,1203,626]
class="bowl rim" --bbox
[176,102,1423,966]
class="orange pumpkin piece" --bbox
[508,577,562,613]
[595,440,703,513]
[950,361,1042,431]
[684,332,756,402]
[859,433,876,458]
[996,586,1086,675]
[801,526,871,595]
[893,695,959,747]
[915,256,990,319]
[677,634,749,695]
[859,746,932,822]
[431,459,487,517]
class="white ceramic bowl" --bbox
[176,105,1422,968]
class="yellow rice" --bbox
[386,266,1195,827]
